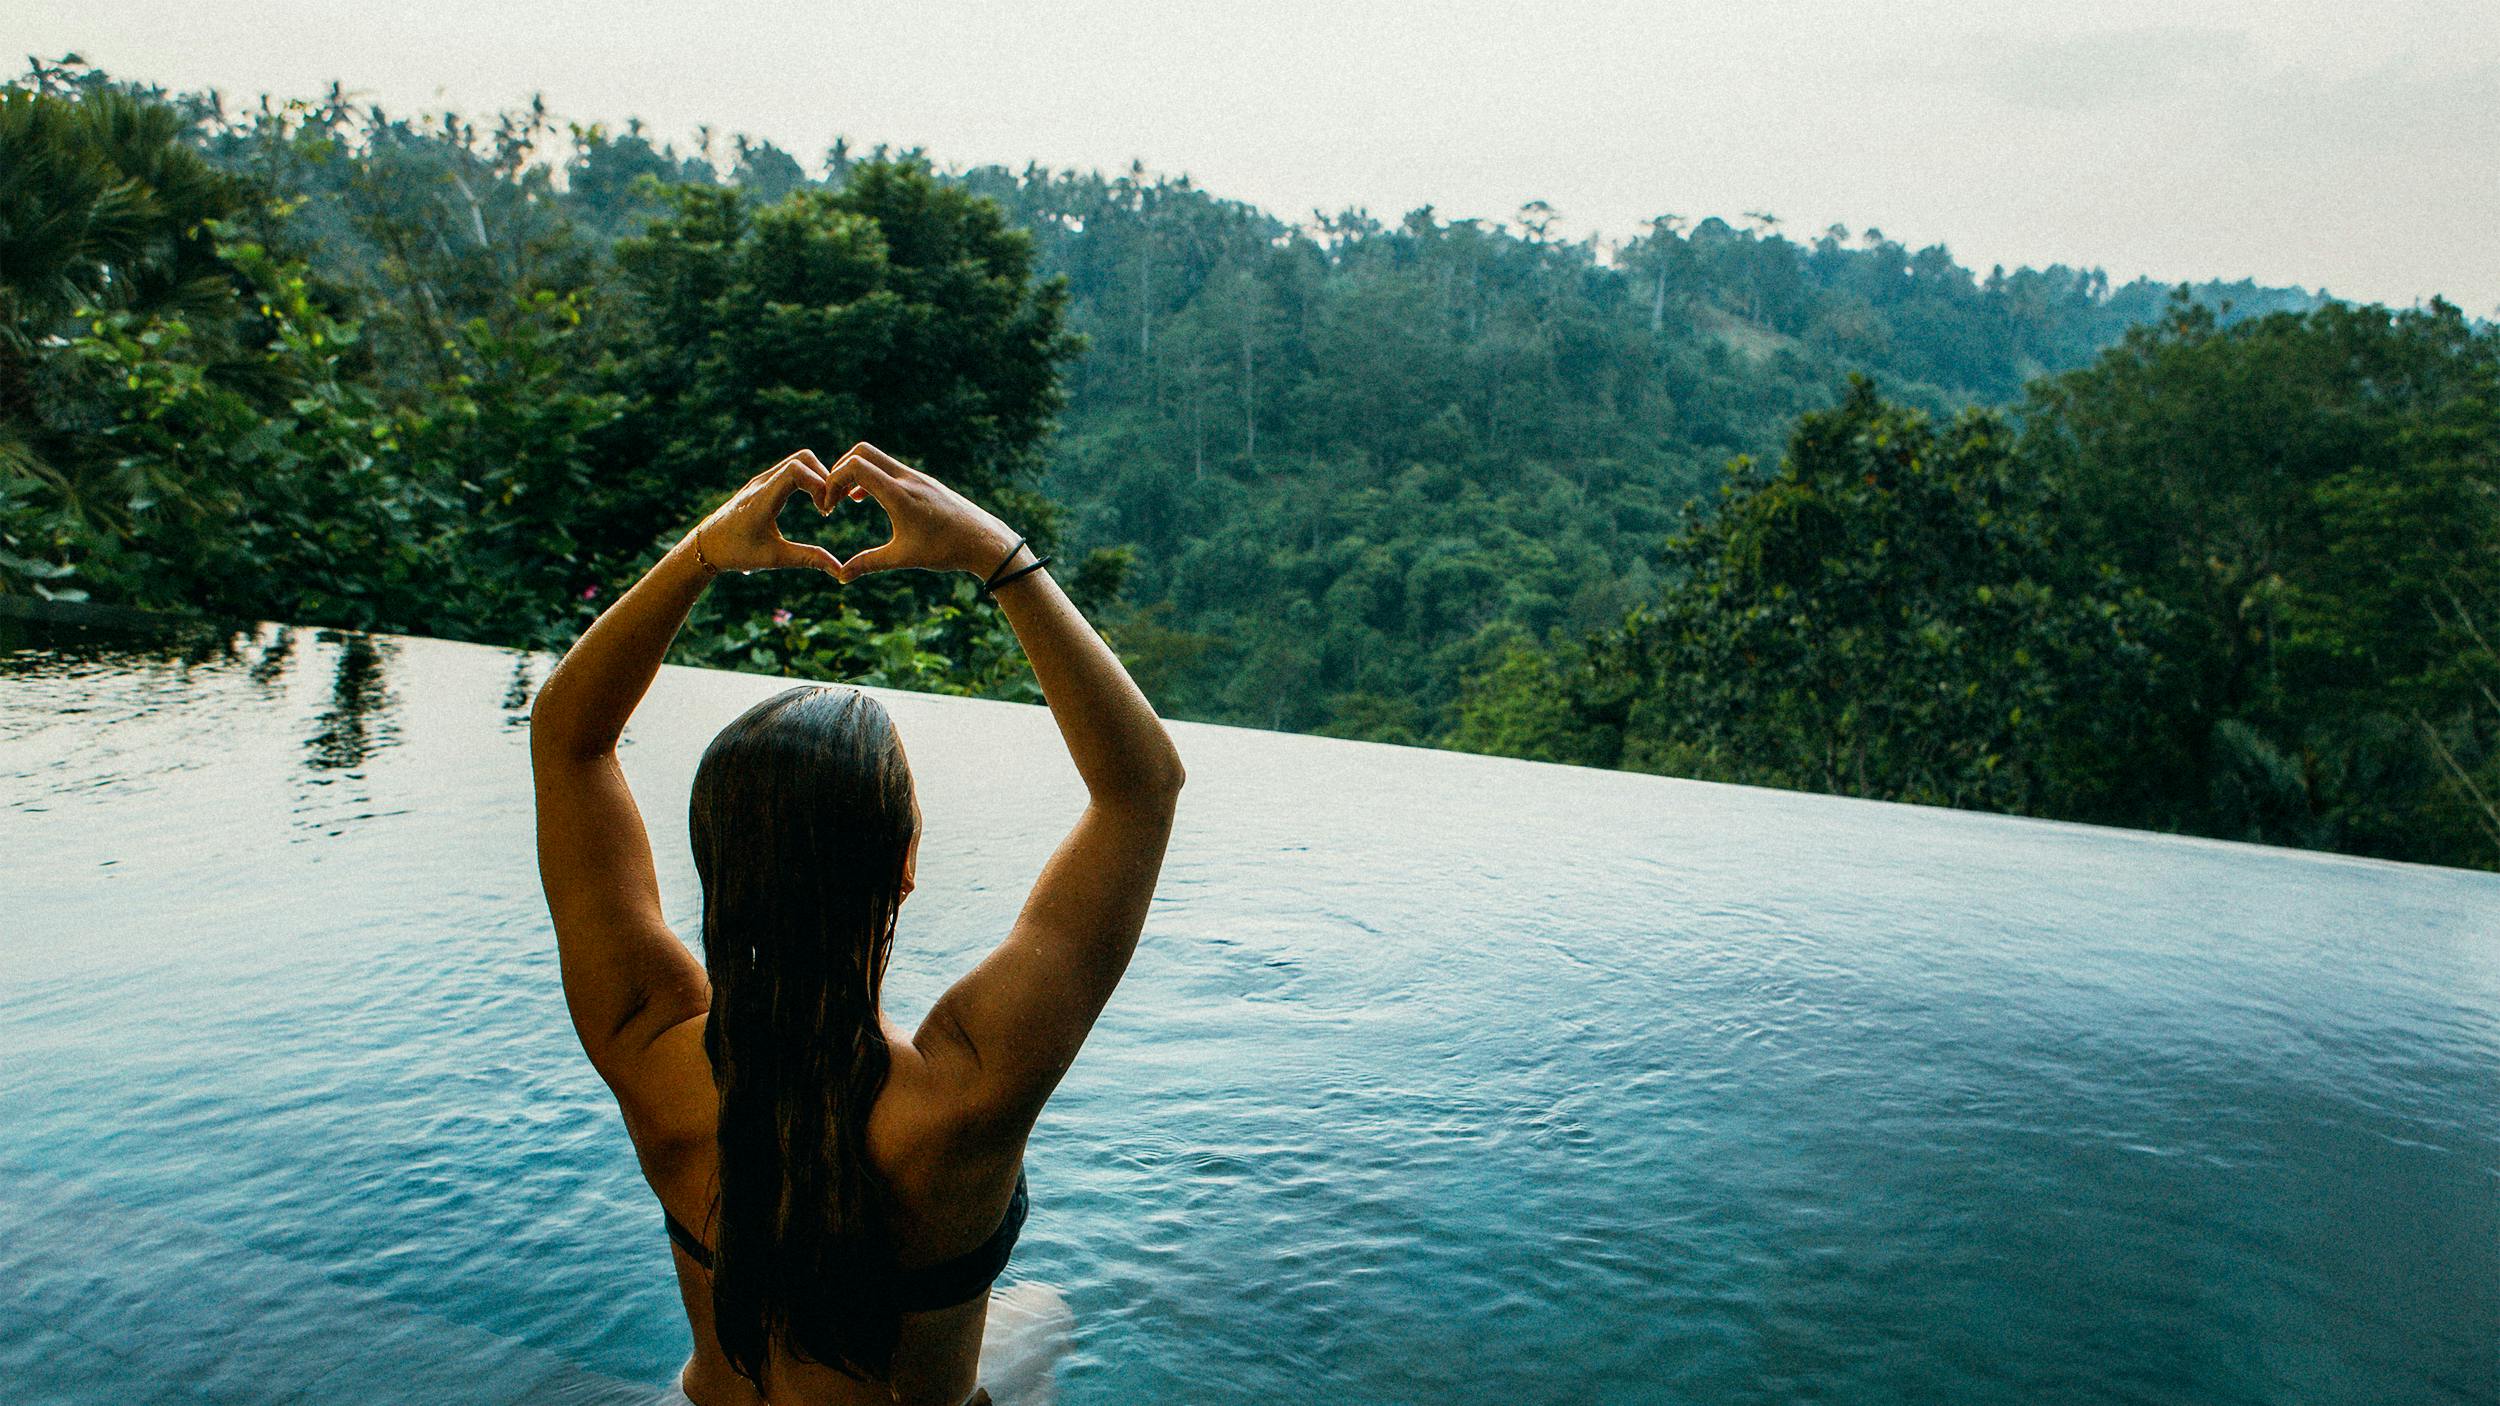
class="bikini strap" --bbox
[659,1165,1027,1303]
[662,1204,715,1270]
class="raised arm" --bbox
[822,444,1184,1144]
[530,452,841,1109]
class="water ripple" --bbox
[2,616,2497,1405]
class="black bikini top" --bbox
[662,1169,1029,1313]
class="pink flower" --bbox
[580,585,599,601]
[772,609,794,626]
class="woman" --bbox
[530,442,1186,1405]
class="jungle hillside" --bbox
[6,58,2492,869]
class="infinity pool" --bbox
[3,615,2495,1405]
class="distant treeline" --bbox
[6,59,2493,867]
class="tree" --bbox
[0,86,243,432]
[594,162,1094,680]
[1452,379,2183,824]
[2020,297,2500,860]
[1,85,256,597]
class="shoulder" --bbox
[869,1070,1029,1268]
[876,1021,1030,1201]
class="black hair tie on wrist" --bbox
[981,536,1028,590]
[983,554,1052,597]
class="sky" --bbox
[14,0,2498,312]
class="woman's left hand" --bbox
[691,450,844,577]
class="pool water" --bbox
[3,615,2496,1405]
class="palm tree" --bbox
[0,88,241,356]
[0,86,243,505]
[0,90,151,427]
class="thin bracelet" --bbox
[985,554,1052,595]
[690,526,724,578]
[981,536,1029,590]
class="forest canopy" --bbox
[6,58,2490,868]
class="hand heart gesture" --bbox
[691,450,844,578]
[820,442,1022,583]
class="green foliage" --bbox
[2018,298,2500,862]
[0,85,244,350]
[1443,633,1613,766]
[1,68,1087,702]
[1454,381,2183,821]
[406,287,627,647]
[687,576,1042,701]
[588,167,1089,690]
[949,167,2315,741]
[0,82,251,511]
[20,61,2494,868]
[15,232,436,620]
[596,167,1078,585]
[1457,311,2500,869]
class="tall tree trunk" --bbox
[1241,316,1256,461]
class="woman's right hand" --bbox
[825,442,1024,584]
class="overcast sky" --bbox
[15,0,2498,312]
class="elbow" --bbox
[525,695,572,761]
[525,669,561,741]
[526,690,603,767]
[531,725,611,769]
[1112,750,1186,802]
[1149,742,1188,796]
[1148,766,1186,802]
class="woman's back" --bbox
[530,443,1182,1406]
[641,1019,1033,1406]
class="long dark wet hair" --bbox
[689,684,918,1389]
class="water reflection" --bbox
[304,632,399,772]
[0,609,242,680]
[500,654,540,729]
[0,611,422,836]
[248,627,297,690]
